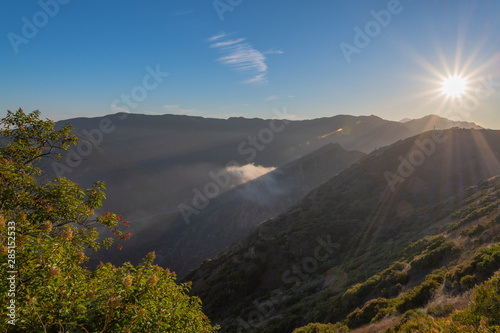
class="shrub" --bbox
[0,110,218,332]
[385,310,437,333]
[341,262,408,310]
[410,241,462,270]
[447,244,500,283]
[292,322,348,333]
[345,298,390,328]
[426,304,454,318]
[396,273,443,313]
[460,275,476,290]
[466,271,500,326]
[462,223,487,238]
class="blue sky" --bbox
[1,0,499,127]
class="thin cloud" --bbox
[210,38,246,48]
[209,32,281,84]
[243,74,267,85]
[264,49,284,55]
[217,43,266,74]
[111,104,130,113]
[163,104,196,115]
[264,95,295,101]
[208,32,230,42]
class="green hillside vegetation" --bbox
[0,110,219,332]
[292,177,500,332]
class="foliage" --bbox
[446,244,500,285]
[403,235,447,260]
[345,297,390,329]
[341,262,408,309]
[292,322,348,333]
[0,109,219,332]
[426,304,454,318]
[455,270,500,326]
[449,192,498,232]
[409,240,461,271]
[385,271,500,332]
[384,310,498,333]
[395,270,445,313]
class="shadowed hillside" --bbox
[184,128,500,332]
[100,143,365,276]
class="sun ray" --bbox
[470,130,500,176]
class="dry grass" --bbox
[425,285,474,313]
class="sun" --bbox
[442,75,467,98]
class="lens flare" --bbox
[442,76,467,98]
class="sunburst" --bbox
[442,75,467,98]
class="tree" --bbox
[0,109,219,332]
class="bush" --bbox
[0,110,218,332]
[292,322,348,333]
[345,298,390,328]
[462,223,487,238]
[341,261,408,310]
[466,271,500,326]
[410,241,462,270]
[426,304,454,318]
[385,310,437,333]
[460,275,476,290]
[447,244,500,283]
[396,273,443,313]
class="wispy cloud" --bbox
[210,38,246,48]
[264,95,295,101]
[264,49,284,55]
[243,73,267,84]
[208,32,282,84]
[163,104,196,115]
[111,104,130,113]
[208,32,231,42]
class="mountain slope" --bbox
[157,143,364,276]
[100,143,364,276]
[184,128,500,332]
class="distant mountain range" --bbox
[50,113,481,276]
[401,114,483,132]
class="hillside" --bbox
[49,113,480,274]
[99,143,364,276]
[184,128,500,332]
